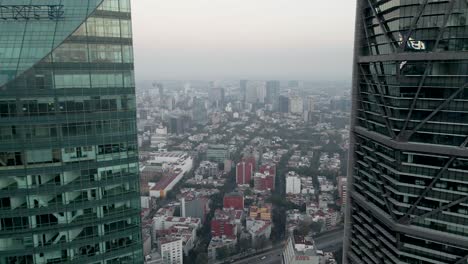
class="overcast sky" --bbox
[131,0,356,81]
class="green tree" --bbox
[254,235,267,250]
[310,221,324,234]
[297,221,311,235]
[195,253,208,264]
[216,246,229,260]
[239,237,252,253]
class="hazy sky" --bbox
[131,0,356,81]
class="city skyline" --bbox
[1,0,467,263]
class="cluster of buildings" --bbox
[135,81,352,263]
[288,150,312,168]
[235,156,277,193]
[318,153,341,172]
[207,191,274,260]
[150,213,202,263]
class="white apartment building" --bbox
[160,238,183,264]
[289,96,304,114]
[286,172,301,194]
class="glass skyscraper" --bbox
[345,0,468,263]
[0,0,142,263]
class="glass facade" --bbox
[345,0,468,263]
[0,0,142,263]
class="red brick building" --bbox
[211,219,236,237]
[256,164,276,191]
[236,161,253,185]
[259,164,276,178]
[223,192,244,210]
[210,209,243,237]
[254,172,275,191]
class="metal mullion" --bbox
[406,83,468,139]
[397,62,434,140]
[366,0,398,53]
[360,64,397,138]
[399,156,456,223]
[409,195,468,224]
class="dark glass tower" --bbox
[345,0,468,263]
[0,1,142,263]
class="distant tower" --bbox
[266,80,280,111]
[154,82,164,98]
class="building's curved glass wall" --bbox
[346,0,468,263]
[0,0,142,263]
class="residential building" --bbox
[206,144,230,163]
[208,236,237,261]
[289,96,304,114]
[337,176,347,210]
[223,192,244,210]
[286,171,301,194]
[195,160,219,179]
[211,209,243,237]
[152,216,201,233]
[282,235,324,264]
[236,160,254,185]
[181,197,210,222]
[0,1,143,263]
[160,238,183,264]
[151,125,168,149]
[247,220,272,246]
[249,204,272,221]
[253,172,275,191]
[344,1,468,263]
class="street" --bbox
[230,228,344,264]
[315,228,344,251]
[230,248,283,264]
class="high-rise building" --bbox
[286,172,301,194]
[0,1,143,263]
[240,80,248,102]
[206,144,230,163]
[192,97,208,125]
[345,1,468,263]
[253,173,275,192]
[305,95,316,112]
[279,95,290,113]
[168,114,191,135]
[265,80,280,111]
[245,81,266,104]
[209,87,225,109]
[289,96,304,114]
[236,161,253,185]
[159,238,183,264]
